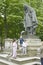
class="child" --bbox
[22,40,28,55]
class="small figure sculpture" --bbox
[24,4,38,35]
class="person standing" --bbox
[12,39,17,59]
[22,40,28,55]
[20,36,24,47]
[40,46,43,65]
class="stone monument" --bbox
[4,38,13,54]
[22,4,42,55]
[23,4,38,35]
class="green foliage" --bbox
[29,0,43,40]
[0,0,43,40]
[0,0,24,39]
[36,25,43,41]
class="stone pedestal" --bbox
[4,38,13,54]
[22,34,42,56]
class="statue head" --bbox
[24,4,28,13]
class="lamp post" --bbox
[2,0,7,38]
[3,6,7,38]
[0,14,4,50]
[0,0,7,50]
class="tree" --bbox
[0,0,43,42]
[0,0,24,39]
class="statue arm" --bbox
[28,11,32,18]
[31,10,38,24]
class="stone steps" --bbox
[23,62,41,65]
[10,57,40,64]
[2,48,40,57]
[0,54,17,65]
[23,35,40,39]
[17,48,40,57]
[0,53,41,65]
[0,59,41,65]
[0,36,41,65]
[17,54,29,58]
[0,59,17,65]
[0,37,42,65]
[0,54,8,60]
